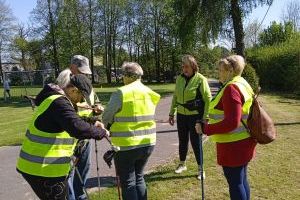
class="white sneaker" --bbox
[197,171,206,180]
[175,164,187,174]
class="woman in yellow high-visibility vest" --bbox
[196,55,257,200]
[169,55,211,179]
[16,70,109,200]
[102,62,160,200]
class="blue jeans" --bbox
[223,164,250,200]
[68,141,91,200]
[114,145,154,200]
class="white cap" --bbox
[71,55,92,75]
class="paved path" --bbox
[0,80,219,200]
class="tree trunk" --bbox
[0,43,3,81]
[88,0,95,83]
[103,0,111,84]
[154,5,160,82]
[47,0,60,77]
[230,0,245,57]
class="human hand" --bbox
[94,121,110,139]
[169,115,175,126]
[93,104,104,115]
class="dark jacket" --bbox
[34,84,104,140]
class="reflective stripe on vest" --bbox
[111,128,156,137]
[17,95,77,177]
[114,115,155,122]
[110,81,160,151]
[19,150,70,164]
[209,76,253,143]
[26,130,75,145]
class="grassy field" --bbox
[0,84,175,147]
[89,93,300,200]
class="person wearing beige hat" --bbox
[70,55,92,75]
[68,55,103,200]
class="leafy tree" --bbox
[0,0,16,80]
[244,19,262,48]
[281,0,300,31]
[10,24,33,70]
[258,21,296,46]
[174,0,273,56]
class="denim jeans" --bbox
[223,164,250,200]
[68,141,91,200]
[114,145,154,200]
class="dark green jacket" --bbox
[169,73,211,119]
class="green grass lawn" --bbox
[90,94,300,200]
[0,83,175,147]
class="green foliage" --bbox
[247,34,300,93]
[9,67,23,86]
[192,46,225,78]
[258,21,296,46]
[242,63,259,93]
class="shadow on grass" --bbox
[0,97,33,108]
[145,169,196,183]
[86,170,196,189]
[86,176,117,188]
[263,91,300,100]
[275,122,300,126]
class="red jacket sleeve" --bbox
[204,84,244,135]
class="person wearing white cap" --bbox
[70,55,92,75]
[68,55,103,200]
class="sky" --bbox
[7,0,37,24]
[7,0,299,29]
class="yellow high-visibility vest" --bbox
[209,76,253,143]
[110,80,160,151]
[17,95,77,177]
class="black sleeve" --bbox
[49,97,105,140]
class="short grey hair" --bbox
[121,62,143,79]
[56,69,72,89]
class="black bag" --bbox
[179,85,204,118]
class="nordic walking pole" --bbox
[94,139,101,198]
[74,165,90,200]
[115,165,122,200]
[196,120,205,200]
[103,136,122,200]
[68,155,90,200]
[199,134,205,200]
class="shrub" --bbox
[242,63,259,93]
[247,34,300,93]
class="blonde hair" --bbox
[218,55,245,76]
[182,55,199,72]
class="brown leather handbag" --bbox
[241,89,276,144]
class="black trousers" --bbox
[20,171,68,200]
[176,113,201,165]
